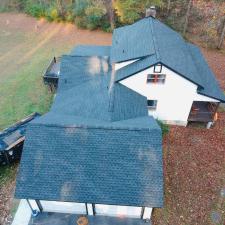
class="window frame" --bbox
[147,100,158,110]
[147,74,166,84]
[154,64,162,73]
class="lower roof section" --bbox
[15,117,163,208]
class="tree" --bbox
[182,0,193,35]
[105,0,115,30]
[217,17,225,49]
[166,0,171,15]
[56,0,66,17]
[114,0,163,24]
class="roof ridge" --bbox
[149,18,161,61]
[29,122,158,132]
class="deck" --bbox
[43,57,61,90]
[188,101,218,122]
[29,213,150,225]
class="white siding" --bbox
[40,201,86,214]
[119,65,218,125]
[143,207,152,220]
[95,204,144,218]
[115,59,138,71]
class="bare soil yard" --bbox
[0,13,224,225]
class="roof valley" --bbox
[149,18,161,61]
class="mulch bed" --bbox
[152,47,225,225]
[153,112,225,225]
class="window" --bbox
[154,64,162,73]
[147,74,166,84]
[147,100,157,110]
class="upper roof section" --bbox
[111,17,225,102]
[110,18,156,63]
[53,55,148,122]
[71,45,111,57]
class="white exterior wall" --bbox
[115,59,138,71]
[28,199,152,220]
[119,65,219,125]
[39,201,86,214]
[95,204,148,218]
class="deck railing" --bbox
[188,111,214,122]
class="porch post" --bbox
[35,200,43,213]
[212,103,220,120]
[26,199,38,216]
[87,203,94,215]
[141,207,145,219]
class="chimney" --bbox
[146,6,156,18]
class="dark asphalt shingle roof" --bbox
[112,17,225,102]
[71,45,111,57]
[187,43,225,101]
[16,122,163,207]
[15,54,164,208]
[110,18,155,63]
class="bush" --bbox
[85,5,105,30]
[75,17,87,29]
[100,20,111,32]
[25,2,46,18]
[73,0,90,17]
[45,7,60,22]
[157,120,169,136]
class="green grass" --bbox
[0,50,55,129]
[0,18,68,129]
[0,163,18,187]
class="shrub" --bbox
[157,120,169,136]
[85,2,107,30]
[25,2,46,18]
[65,12,75,23]
[73,0,90,17]
[75,17,87,29]
[45,7,60,22]
[100,20,111,32]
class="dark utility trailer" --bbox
[0,113,40,166]
[43,57,61,91]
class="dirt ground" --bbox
[0,13,224,225]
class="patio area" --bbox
[188,101,219,122]
[29,212,151,225]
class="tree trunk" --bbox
[105,0,115,30]
[57,0,65,17]
[183,0,193,36]
[167,0,171,15]
[217,18,225,49]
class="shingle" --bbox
[187,43,225,102]
[71,45,111,57]
[110,18,155,63]
[52,55,148,122]
[15,122,163,207]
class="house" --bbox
[14,54,163,224]
[69,10,224,127]
[45,12,225,127]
